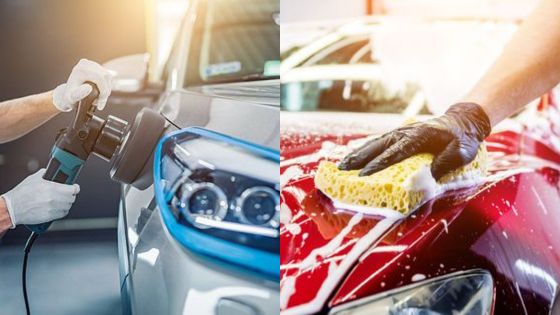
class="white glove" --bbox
[1,169,80,228]
[52,59,113,112]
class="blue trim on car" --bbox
[154,127,280,279]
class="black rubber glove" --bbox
[338,103,491,180]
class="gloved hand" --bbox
[0,169,80,228]
[52,59,113,112]
[338,102,492,180]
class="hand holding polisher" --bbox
[26,82,166,233]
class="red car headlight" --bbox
[330,269,493,315]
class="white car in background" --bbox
[281,17,518,117]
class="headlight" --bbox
[330,270,493,315]
[154,127,279,278]
[180,182,229,224]
[237,186,280,227]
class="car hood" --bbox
[157,81,280,151]
[280,111,560,314]
[185,79,279,107]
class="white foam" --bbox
[440,219,449,234]
[281,216,397,315]
[298,212,363,271]
[281,138,372,168]
[332,200,405,220]
[281,165,304,188]
[285,223,302,236]
[280,203,293,226]
[402,165,438,200]
[360,245,408,263]
[404,166,485,205]
[411,273,426,282]
[280,276,296,309]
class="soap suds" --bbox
[405,166,485,205]
[280,203,293,226]
[332,200,405,220]
[281,217,397,315]
[402,165,438,200]
[531,185,548,215]
[360,245,408,262]
[411,273,426,282]
[298,212,363,271]
[285,223,302,236]
[281,165,304,188]
[440,219,449,234]
[281,138,372,168]
[280,276,296,309]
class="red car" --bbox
[280,90,560,314]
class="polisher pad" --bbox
[315,144,487,214]
[110,108,166,189]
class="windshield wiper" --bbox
[206,73,279,85]
[240,73,279,81]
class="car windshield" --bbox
[185,0,280,86]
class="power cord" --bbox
[23,232,38,315]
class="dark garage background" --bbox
[0,0,147,243]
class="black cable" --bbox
[163,115,180,130]
[23,232,38,315]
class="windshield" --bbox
[185,0,280,86]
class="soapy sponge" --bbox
[315,144,487,214]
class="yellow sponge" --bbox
[315,145,487,214]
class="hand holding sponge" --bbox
[315,145,487,214]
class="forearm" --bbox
[0,197,12,236]
[0,91,59,144]
[463,0,560,126]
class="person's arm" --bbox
[340,0,560,179]
[0,59,113,144]
[0,91,59,144]
[464,0,560,126]
[0,59,112,236]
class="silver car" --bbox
[108,0,280,313]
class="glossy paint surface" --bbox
[280,96,560,314]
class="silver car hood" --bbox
[158,81,280,151]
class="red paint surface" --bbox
[281,106,560,314]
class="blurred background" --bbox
[0,0,186,313]
[280,0,540,119]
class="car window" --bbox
[281,80,431,114]
[303,37,373,66]
[185,0,280,86]
[280,32,434,114]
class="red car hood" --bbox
[280,105,560,314]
